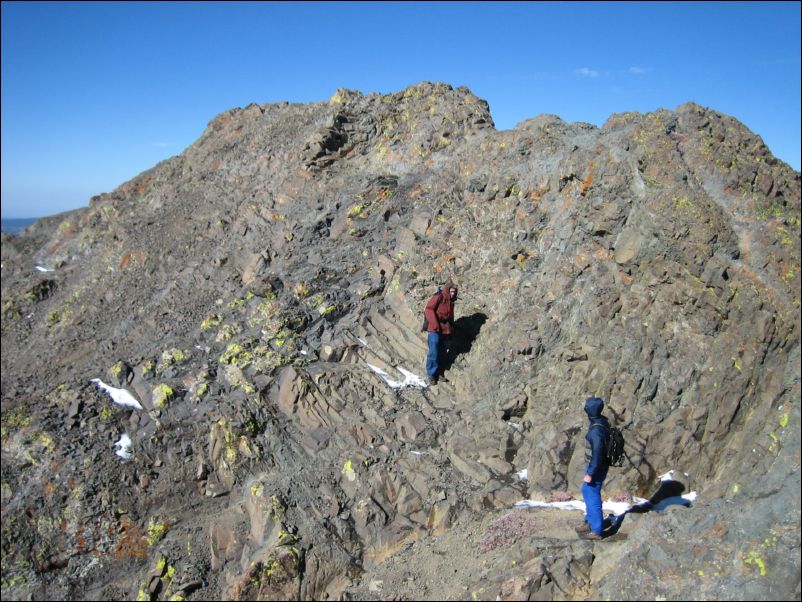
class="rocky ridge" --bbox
[1,82,800,600]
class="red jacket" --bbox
[424,287,456,335]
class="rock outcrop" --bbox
[2,82,799,600]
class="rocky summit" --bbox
[1,82,800,601]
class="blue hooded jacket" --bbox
[584,396,610,481]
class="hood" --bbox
[444,280,458,299]
[584,396,605,419]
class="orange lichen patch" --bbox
[702,522,729,538]
[580,162,595,195]
[528,187,550,202]
[490,279,518,292]
[376,187,394,201]
[113,517,148,560]
[210,158,223,171]
[133,177,152,196]
[580,173,593,195]
[119,250,145,271]
[75,526,89,553]
[592,246,614,261]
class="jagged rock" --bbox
[498,557,547,601]
[1,83,799,601]
[395,411,427,442]
[210,518,243,571]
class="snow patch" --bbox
[516,488,697,515]
[514,498,649,515]
[367,364,427,389]
[114,433,133,460]
[91,378,144,410]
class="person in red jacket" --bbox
[424,280,458,385]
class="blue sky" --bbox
[2,1,800,218]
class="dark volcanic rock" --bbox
[1,82,800,601]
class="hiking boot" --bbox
[578,530,604,541]
[427,375,438,386]
[574,522,591,534]
[438,374,450,383]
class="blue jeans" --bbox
[582,479,612,535]
[426,332,442,377]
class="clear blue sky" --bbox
[2,1,800,218]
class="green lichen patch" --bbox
[152,384,175,409]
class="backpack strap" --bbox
[589,423,611,450]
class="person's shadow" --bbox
[603,479,692,537]
[441,313,487,373]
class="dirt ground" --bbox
[343,505,605,601]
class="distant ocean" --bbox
[1,217,38,235]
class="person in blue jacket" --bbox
[576,396,613,540]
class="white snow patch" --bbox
[516,468,528,481]
[516,489,697,515]
[115,433,133,460]
[91,379,144,410]
[35,266,54,272]
[658,469,690,482]
[514,498,647,515]
[367,364,428,389]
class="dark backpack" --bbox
[591,424,626,467]
[606,426,626,467]
[421,289,443,332]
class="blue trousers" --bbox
[581,479,612,535]
[426,332,442,377]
